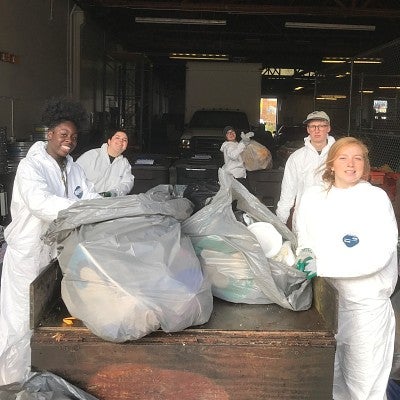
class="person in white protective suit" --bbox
[220,125,253,188]
[276,111,335,232]
[0,98,100,385]
[76,129,135,197]
[295,137,398,400]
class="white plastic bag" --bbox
[182,169,312,311]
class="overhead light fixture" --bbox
[316,94,347,100]
[359,90,374,94]
[294,86,304,91]
[322,57,382,64]
[285,22,375,31]
[316,97,338,101]
[135,17,226,25]
[379,86,400,89]
[169,53,229,61]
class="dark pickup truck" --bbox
[178,109,251,157]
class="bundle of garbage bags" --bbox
[44,169,312,343]
[44,189,213,343]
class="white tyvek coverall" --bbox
[276,135,335,231]
[0,141,100,385]
[296,182,398,400]
[76,143,135,196]
[220,140,246,179]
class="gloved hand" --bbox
[295,248,317,280]
[99,191,113,197]
[240,131,254,145]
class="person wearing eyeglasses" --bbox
[276,111,335,232]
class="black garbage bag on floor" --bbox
[183,181,220,213]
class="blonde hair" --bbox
[322,136,370,188]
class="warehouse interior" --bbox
[2,1,400,161]
[1,2,400,398]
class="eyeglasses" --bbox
[308,124,329,130]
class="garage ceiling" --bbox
[75,0,400,91]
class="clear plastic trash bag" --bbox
[0,370,98,400]
[182,169,312,311]
[241,140,273,171]
[44,190,213,342]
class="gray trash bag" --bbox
[44,191,213,343]
[182,168,312,311]
[0,371,98,400]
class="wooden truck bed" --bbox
[30,260,338,400]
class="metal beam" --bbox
[77,1,400,18]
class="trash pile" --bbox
[43,168,312,343]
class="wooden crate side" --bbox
[32,329,335,400]
[30,260,62,329]
[313,277,338,333]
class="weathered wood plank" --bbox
[313,277,338,333]
[32,332,335,400]
[29,259,62,330]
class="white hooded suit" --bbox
[220,140,246,179]
[0,141,99,385]
[296,181,398,400]
[276,135,335,230]
[76,143,135,196]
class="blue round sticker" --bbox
[343,234,359,248]
[74,185,83,199]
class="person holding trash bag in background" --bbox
[295,136,398,400]
[76,128,135,197]
[0,97,100,385]
[220,125,253,188]
[276,110,335,232]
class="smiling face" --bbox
[225,129,236,142]
[107,131,128,157]
[332,143,366,188]
[46,121,78,161]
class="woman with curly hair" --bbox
[0,97,100,385]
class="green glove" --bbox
[295,248,317,280]
[99,191,112,197]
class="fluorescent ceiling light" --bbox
[135,17,226,25]
[285,22,375,31]
[359,90,374,93]
[322,57,382,64]
[317,94,347,100]
[294,86,304,91]
[169,53,229,61]
[379,86,400,89]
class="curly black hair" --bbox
[41,97,88,131]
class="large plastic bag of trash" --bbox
[241,140,273,171]
[182,168,312,311]
[0,370,98,400]
[44,190,213,342]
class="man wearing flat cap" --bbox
[276,111,335,232]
